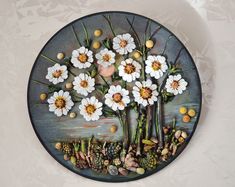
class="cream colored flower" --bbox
[132,79,158,106]
[105,85,130,111]
[118,58,141,82]
[79,96,103,121]
[145,55,168,79]
[47,90,74,117]
[72,73,95,96]
[71,46,93,69]
[95,48,115,68]
[113,33,136,55]
[165,74,188,95]
[46,63,68,85]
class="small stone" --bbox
[182,115,191,123]
[103,160,109,166]
[174,130,182,139]
[179,106,187,114]
[161,148,169,155]
[69,112,77,119]
[136,168,145,175]
[145,40,154,48]
[108,165,118,176]
[64,154,70,161]
[92,41,101,49]
[65,82,73,90]
[94,29,102,37]
[133,51,141,59]
[110,125,117,133]
[118,167,128,176]
[57,52,65,60]
[40,93,47,101]
[55,142,62,150]
[188,109,196,117]
[127,167,137,172]
[150,137,158,144]
[181,131,188,139]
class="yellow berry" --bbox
[92,41,101,49]
[188,109,196,117]
[94,29,102,37]
[133,51,141,59]
[69,112,77,119]
[110,125,118,133]
[145,40,154,48]
[182,115,191,123]
[40,93,47,101]
[179,106,187,114]
[178,137,185,143]
[57,52,65,60]
[65,82,73,90]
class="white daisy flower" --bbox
[72,73,95,96]
[113,33,136,55]
[104,85,130,111]
[132,79,159,107]
[46,63,68,85]
[79,96,103,121]
[118,58,141,82]
[47,90,74,117]
[71,46,93,69]
[165,74,188,95]
[145,55,168,79]
[95,48,116,68]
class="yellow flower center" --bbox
[55,97,66,109]
[102,54,111,62]
[120,40,127,48]
[140,87,152,99]
[80,80,88,88]
[85,104,96,115]
[171,81,179,89]
[124,64,136,74]
[52,70,62,78]
[113,93,123,103]
[152,61,161,71]
[78,53,88,63]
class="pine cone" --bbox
[106,142,122,160]
[61,142,73,156]
[90,152,104,172]
[139,152,158,170]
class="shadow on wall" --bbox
[87,0,216,126]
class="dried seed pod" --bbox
[175,130,182,139]
[181,131,188,139]
[161,148,169,156]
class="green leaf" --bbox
[102,38,112,49]
[48,84,60,93]
[103,106,116,117]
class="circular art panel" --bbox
[28,11,201,182]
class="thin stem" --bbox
[32,79,50,86]
[128,16,135,32]
[126,17,141,48]
[68,69,76,77]
[71,25,82,47]
[81,22,89,47]
[173,47,185,64]
[149,25,162,40]
[103,15,116,36]
[161,34,174,55]
[41,54,58,64]
[98,73,109,86]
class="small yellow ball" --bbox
[110,125,118,133]
[57,52,65,60]
[145,40,154,48]
[65,82,73,90]
[92,41,101,49]
[69,112,77,119]
[179,106,187,114]
[133,51,141,59]
[40,93,47,101]
[188,109,196,117]
[94,29,102,37]
[182,115,191,123]
[55,142,62,150]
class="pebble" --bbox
[40,93,47,101]
[174,130,182,139]
[108,165,118,176]
[57,52,65,60]
[65,82,73,89]
[161,148,169,155]
[69,112,77,119]
[182,114,191,123]
[188,109,196,117]
[55,142,62,150]
[145,40,154,48]
[181,131,188,139]
[136,168,145,175]
[118,167,128,176]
